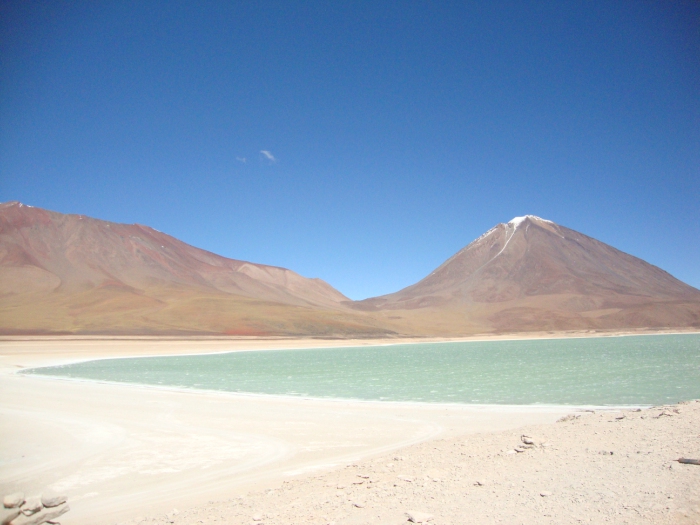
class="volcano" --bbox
[353,215,700,334]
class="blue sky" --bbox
[1,1,699,299]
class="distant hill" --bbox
[2,204,698,336]
[0,201,391,336]
[353,215,700,334]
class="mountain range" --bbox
[1,202,699,336]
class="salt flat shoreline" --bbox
[3,326,698,345]
[3,328,699,371]
[1,332,699,525]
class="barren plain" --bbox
[1,334,699,525]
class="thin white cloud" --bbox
[236,157,247,163]
[260,150,277,163]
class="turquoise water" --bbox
[23,334,700,406]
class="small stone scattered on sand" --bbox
[20,498,41,517]
[2,495,24,510]
[406,510,434,523]
[10,504,69,525]
[39,492,66,510]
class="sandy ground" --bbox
[1,334,698,525]
[159,401,700,525]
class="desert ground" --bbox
[1,333,699,525]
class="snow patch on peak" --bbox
[471,225,498,244]
[436,226,499,271]
[2,201,33,209]
[508,215,552,227]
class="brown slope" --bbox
[353,215,700,334]
[0,202,391,336]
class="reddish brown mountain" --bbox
[2,205,698,336]
[354,215,700,334]
[0,202,390,336]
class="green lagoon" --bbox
[24,334,700,406]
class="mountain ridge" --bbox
[0,201,390,336]
[2,202,699,336]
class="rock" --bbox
[655,411,674,418]
[3,494,24,509]
[352,502,364,508]
[540,491,553,497]
[474,480,485,486]
[21,498,42,516]
[251,515,263,522]
[521,435,535,445]
[557,414,580,423]
[10,504,69,525]
[1,508,21,525]
[406,510,434,523]
[397,475,413,483]
[40,492,66,509]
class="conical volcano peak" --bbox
[507,215,553,228]
[353,212,700,333]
